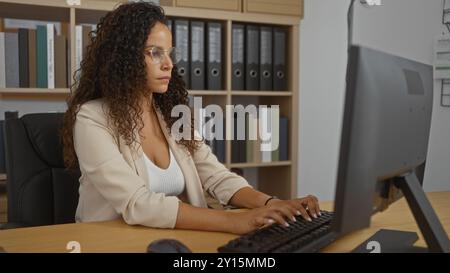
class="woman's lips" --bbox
[157,77,171,83]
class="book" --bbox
[0,32,5,88]
[18,28,29,87]
[36,25,47,88]
[28,29,37,88]
[54,35,67,88]
[5,32,19,88]
[47,24,55,89]
[75,25,82,75]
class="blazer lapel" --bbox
[154,106,207,208]
[127,125,149,185]
[134,150,149,186]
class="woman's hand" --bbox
[227,195,321,235]
[266,195,321,222]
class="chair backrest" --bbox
[4,113,80,227]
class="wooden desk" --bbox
[0,191,449,253]
[322,191,450,252]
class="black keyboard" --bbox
[218,211,334,253]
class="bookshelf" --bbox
[0,0,300,200]
[230,161,291,168]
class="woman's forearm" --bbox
[228,187,272,209]
[174,188,272,233]
[175,202,233,233]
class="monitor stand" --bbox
[352,172,450,253]
[352,229,427,253]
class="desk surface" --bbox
[0,191,449,253]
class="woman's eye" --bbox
[153,50,163,58]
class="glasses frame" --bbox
[144,46,180,65]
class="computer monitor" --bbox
[331,45,450,252]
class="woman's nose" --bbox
[161,54,173,70]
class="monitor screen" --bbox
[332,45,433,236]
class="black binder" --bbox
[279,117,288,161]
[214,120,225,163]
[245,25,259,91]
[232,114,240,163]
[273,27,287,91]
[232,24,245,90]
[231,112,247,163]
[190,21,205,90]
[206,22,222,90]
[18,28,29,88]
[259,26,273,91]
[174,19,190,88]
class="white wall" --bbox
[298,0,349,201]
[299,0,450,201]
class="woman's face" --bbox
[144,22,174,93]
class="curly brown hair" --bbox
[62,2,200,170]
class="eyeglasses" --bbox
[144,46,181,65]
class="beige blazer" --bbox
[73,99,250,228]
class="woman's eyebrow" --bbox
[145,45,173,50]
[145,45,165,49]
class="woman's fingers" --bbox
[274,206,297,223]
[295,203,312,222]
[311,195,322,216]
[266,210,290,227]
[309,195,321,216]
[305,195,321,217]
[287,205,301,221]
[306,198,319,219]
[253,216,272,228]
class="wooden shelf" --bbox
[0,0,68,8]
[0,89,294,97]
[0,89,293,97]
[0,173,6,181]
[0,88,70,95]
[231,91,292,96]
[229,161,291,168]
[76,0,122,11]
[164,6,300,25]
[0,88,70,100]
[0,89,229,96]
[188,90,228,96]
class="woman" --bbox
[62,2,321,235]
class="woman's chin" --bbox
[152,86,169,94]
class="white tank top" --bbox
[142,148,185,196]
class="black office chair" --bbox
[1,113,80,229]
